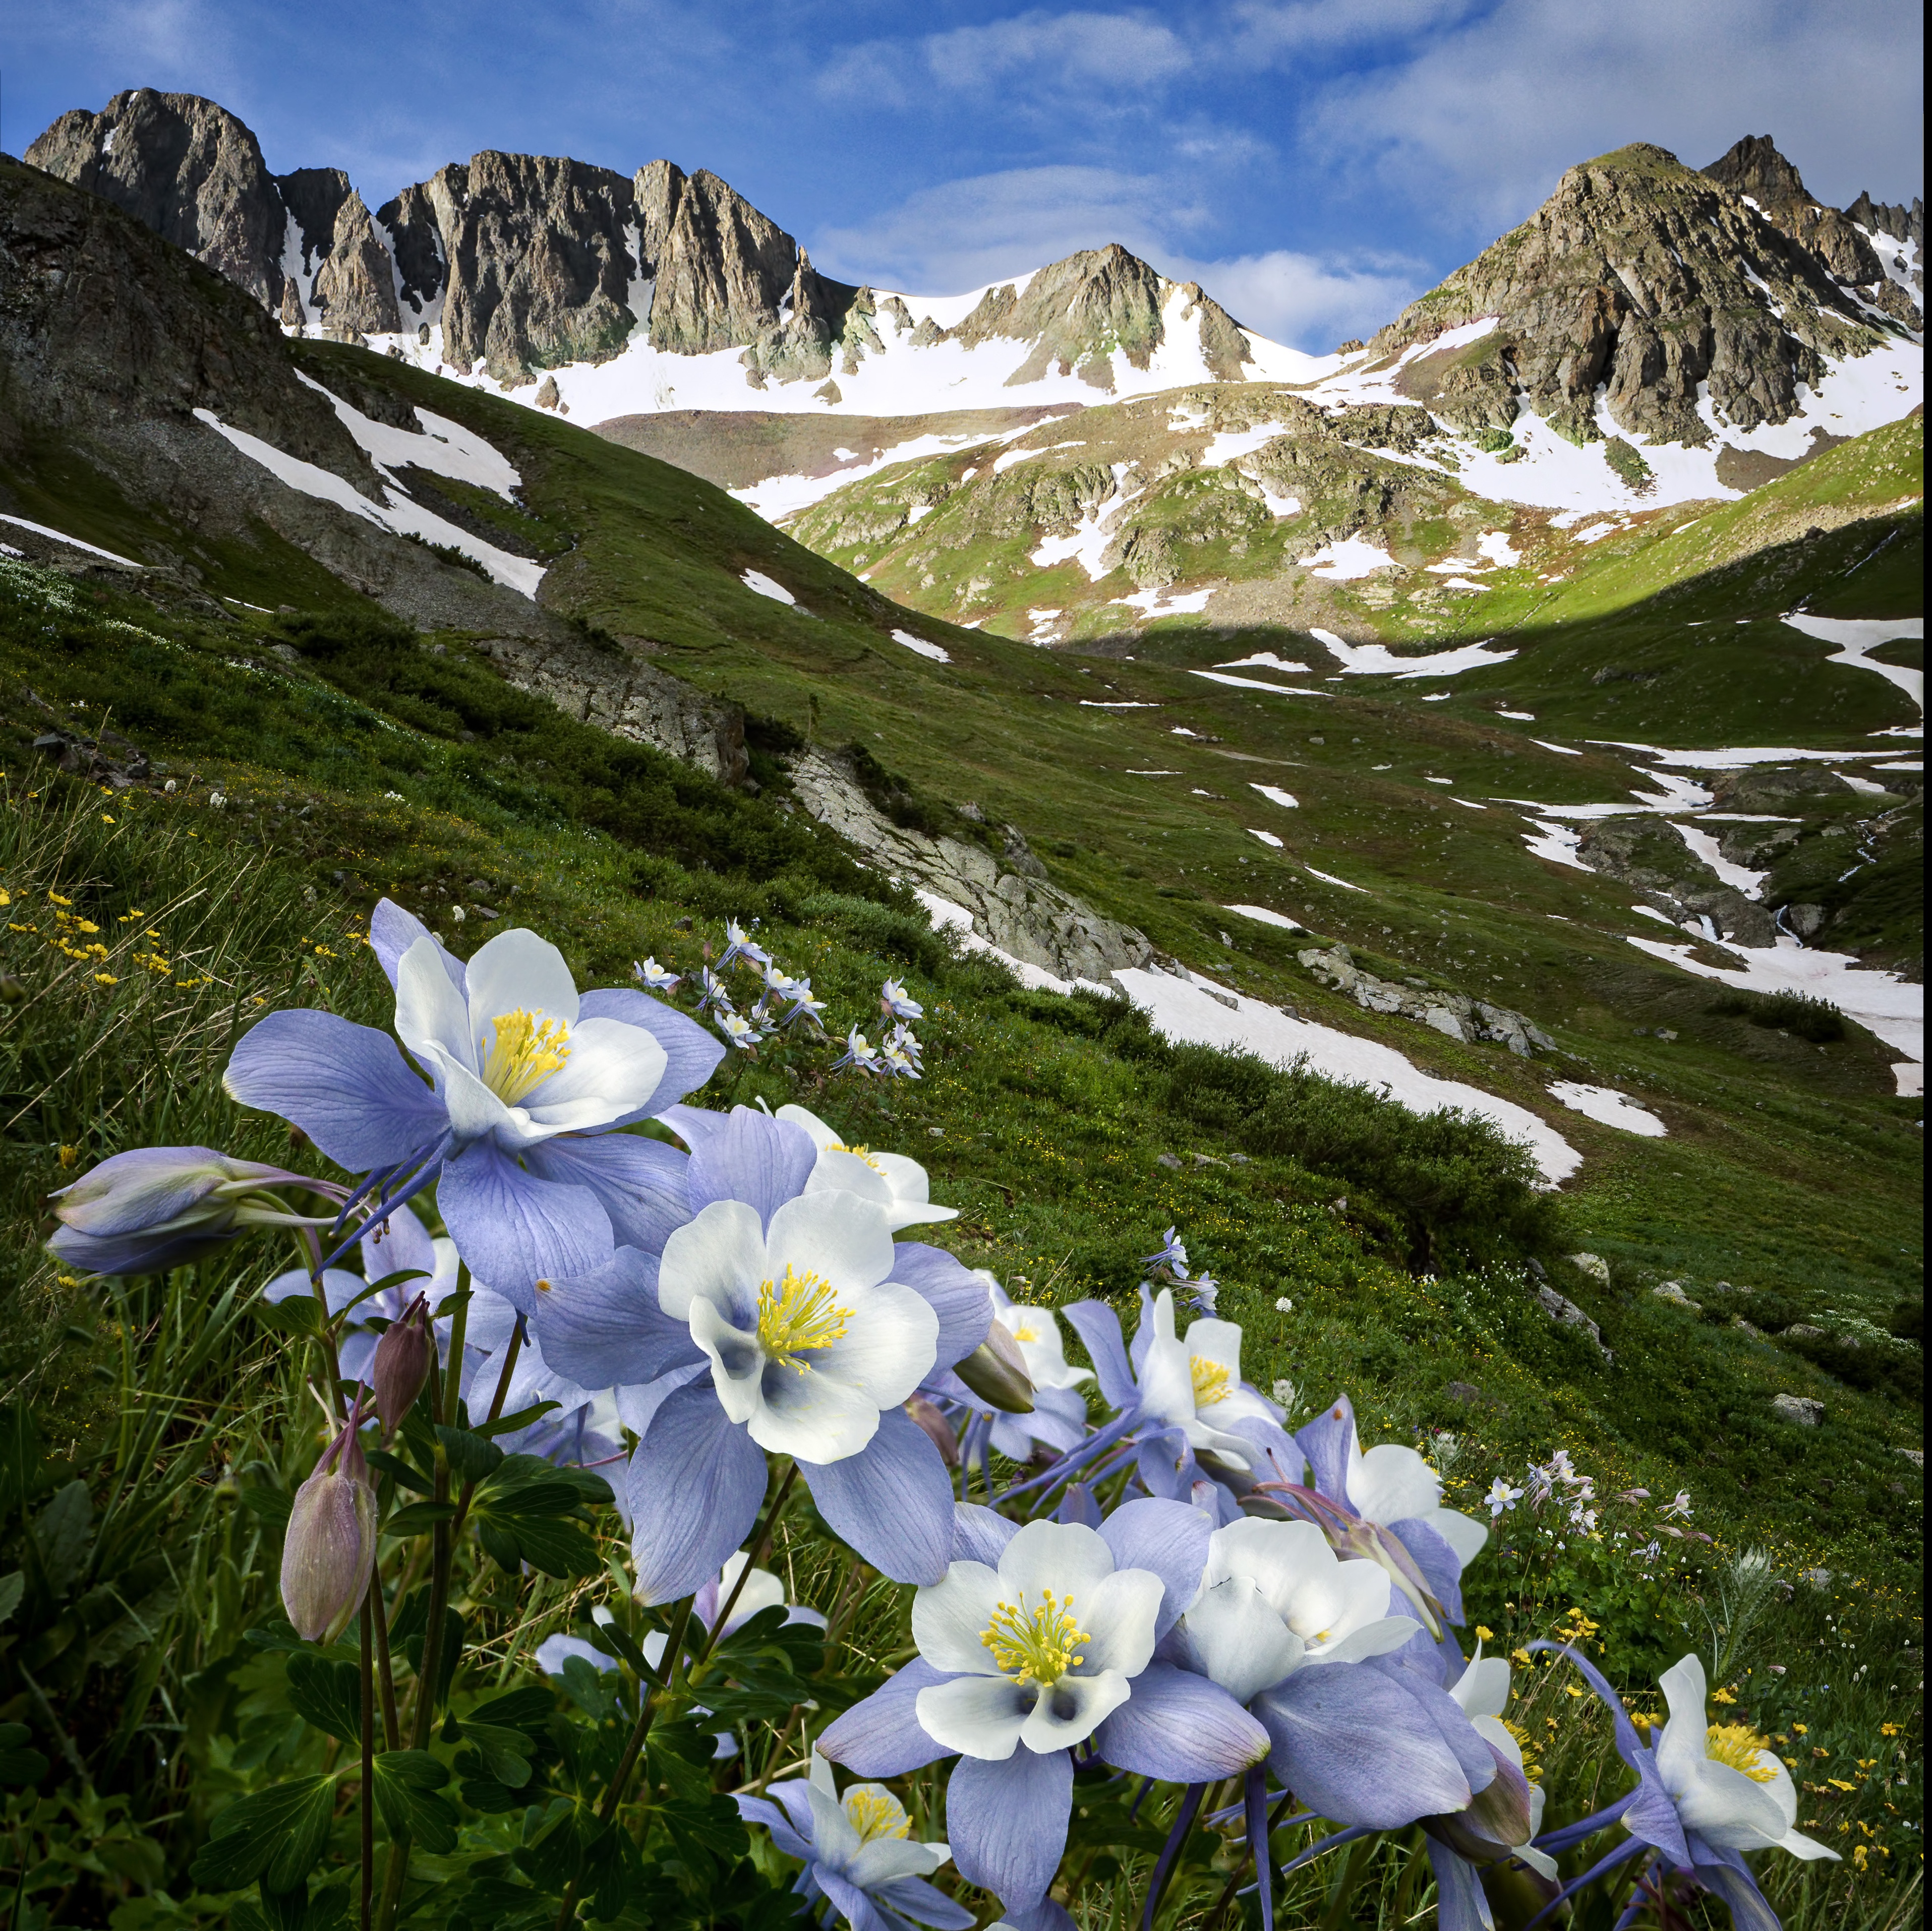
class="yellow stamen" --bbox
[830,1140,886,1174]
[982,1589,1090,1686]
[1191,1356,1232,1406]
[843,1787,910,1842]
[483,1009,571,1103]
[1008,1313,1041,1344]
[756,1265,850,1370]
[1707,1723,1778,1782]
[1504,1718,1543,1785]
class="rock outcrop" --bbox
[1296,943,1555,1056]
[1572,816,1777,945]
[27,90,287,311]
[640,162,800,354]
[1366,142,1895,448]
[1703,136,1921,330]
[277,168,401,337]
[787,748,1153,984]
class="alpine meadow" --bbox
[0,48,1921,1931]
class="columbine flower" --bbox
[718,1011,763,1051]
[1487,1479,1525,1519]
[973,1276,1090,1461]
[48,1147,335,1277]
[224,902,723,1306]
[879,979,924,1021]
[776,1104,958,1232]
[832,1027,882,1074]
[1143,1227,1190,1275]
[1659,1489,1693,1520]
[1570,1502,1600,1534]
[718,919,770,973]
[781,980,829,1031]
[1292,1394,1489,1632]
[885,1022,923,1073]
[760,962,801,1002]
[821,1510,1266,1918]
[1536,1648,1836,1930]
[695,966,735,1016]
[634,957,681,992]
[739,1751,970,1931]
[281,1393,378,1643]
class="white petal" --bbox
[806,1279,939,1408]
[751,1361,882,1461]
[1177,1577,1303,1703]
[1674,1757,1793,1850]
[1184,1317,1244,1377]
[805,1782,865,1865]
[1203,1517,1333,1621]
[521,1017,667,1126]
[1655,1654,1709,1793]
[998,1305,1089,1389]
[1473,1713,1522,1769]
[1451,1655,1512,1720]
[774,1103,839,1152]
[848,1836,950,1884]
[1073,1566,1164,1679]
[1776,1828,1842,1862]
[432,1052,521,1143]
[765,1189,896,1299]
[688,1297,767,1426]
[717,1559,787,1635]
[1424,1506,1489,1568]
[659,1199,767,1324]
[805,1148,897,1210]
[1020,1667,1130,1752]
[1136,1288,1195,1425]
[1348,1442,1441,1525]
[870,1150,932,1205]
[1314,1613,1423,1663]
[808,1746,838,1796]
[463,927,580,1050]
[997,1519,1117,1601]
[916,1674,1034,1760]
[395,937,481,1075]
[913,1562,1008,1674]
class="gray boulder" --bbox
[1771,1394,1825,1427]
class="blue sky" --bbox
[5,0,1922,347]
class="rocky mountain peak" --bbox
[26,89,285,310]
[1367,138,1900,450]
[645,163,800,355]
[277,167,399,336]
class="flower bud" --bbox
[280,1396,378,1643]
[904,1396,961,1466]
[372,1294,434,1437]
[48,1145,308,1277]
[953,1321,1036,1414]
[1423,1750,1535,1863]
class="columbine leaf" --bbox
[286,1655,362,1742]
[383,1500,458,1537]
[364,1450,433,1495]
[436,1426,504,1484]
[32,1479,94,1595]
[0,1721,49,1784]
[0,1571,23,1627]
[371,1749,459,1855]
[473,1401,561,1440]
[453,1720,537,1787]
[240,1486,294,1534]
[190,1777,337,1892]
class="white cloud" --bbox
[1161,246,1423,346]
[1300,0,1924,231]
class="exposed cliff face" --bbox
[1368,142,1893,447]
[1703,136,1921,330]
[26,90,286,311]
[950,246,1163,390]
[374,181,447,318]
[641,163,800,354]
[276,167,401,337]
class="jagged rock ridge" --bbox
[1367,140,1907,451]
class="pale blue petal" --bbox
[870,1875,978,1930]
[1691,1842,1780,1931]
[686,1106,817,1229]
[1061,1301,1135,1411]
[370,899,465,995]
[1256,1662,1474,1828]
[815,1869,896,1931]
[889,1244,992,1368]
[1425,1840,1494,1931]
[438,1140,613,1312]
[1056,1484,1103,1529]
[1094,1663,1269,1781]
[1365,1655,1496,1792]
[801,1407,954,1585]
[627,1383,767,1604]
[946,1747,1073,1908]
[523,1133,691,1252]
[1391,1516,1466,1623]
[1295,1394,1357,1505]
[951,1503,1018,1566]
[1098,1498,1211,1640]
[818,1660,955,1776]
[733,1793,814,1863]
[530,1245,700,1388]
[224,1010,446,1170]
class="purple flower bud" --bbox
[904,1396,961,1467]
[48,1146,325,1278]
[280,1395,378,1643]
[953,1320,1036,1415]
[372,1295,434,1437]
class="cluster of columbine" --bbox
[46,903,1837,1930]
[639,916,924,1076]
[1485,1447,1713,1568]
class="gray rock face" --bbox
[26,89,287,311]
[1366,141,1892,448]
[786,749,1153,984]
[374,182,446,318]
[1771,1393,1825,1427]
[276,168,401,337]
[1704,136,1921,330]
[1844,191,1925,261]
[950,246,1169,390]
[739,247,863,387]
[430,153,639,382]
[469,635,750,783]
[1536,1284,1610,1359]
[1574,815,1777,945]
[1297,943,1554,1056]
[641,162,799,355]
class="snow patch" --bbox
[1248,827,1284,848]
[1524,821,1592,870]
[893,629,951,662]
[1304,864,1369,892]
[1309,627,1517,680]
[1304,536,1396,579]
[1224,903,1302,930]
[1546,1082,1668,1137]
[0,515,142,568]
[1250,783,1300,808]
[741,569,795,604]
[1669,822,1767,898]
[296,373,522,499]
[1190,671,1332,697]
[1781,614,1923,714]
[1219,651,1312,674]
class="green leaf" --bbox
[472,1400,561,1440]
[371,1749,459,1854]
[287,1654,363,1742]
[453,1720,537,1787]
[240,1485,294,1533]
[496,1515,601,1579]
[32,1478,94,1594]
[0,1721,49,1784]
[365,1449,433,1494]
[257,1296,320,1336]
[555,1656,620,1724]
[0,1570,23,1626]
[190,1777,338,1892]
[435,1425,504,1484]
[383,1499,458,1537]
[470,1686,554,1733]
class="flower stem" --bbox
[406,1262,469,1751]
[360,1592,375,1931]
[448,1313,523,1542]
[369,1572,400,1750]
